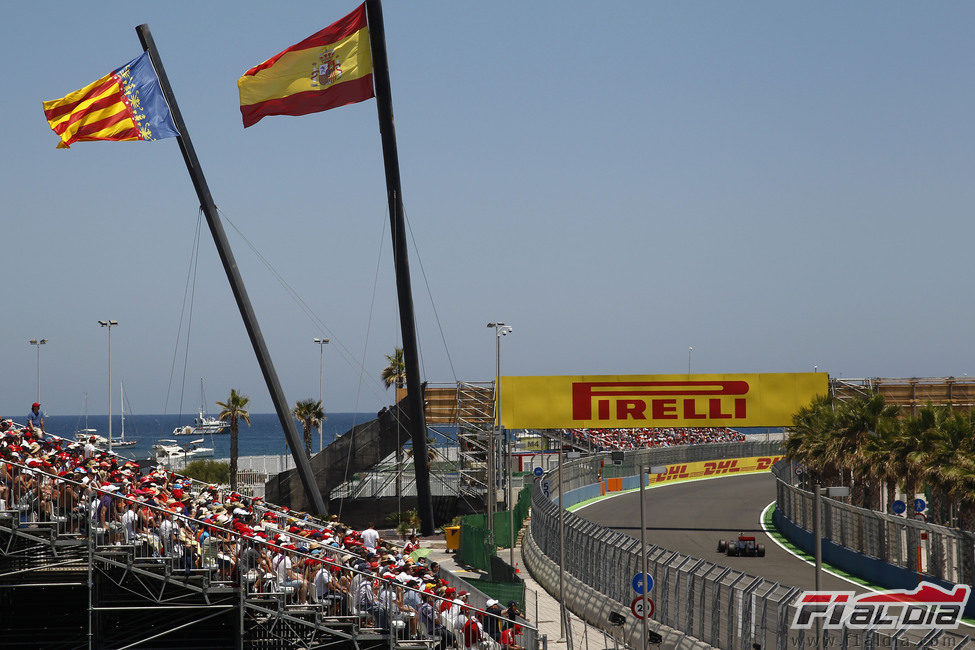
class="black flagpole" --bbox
[364,0,435,536]
[135,24,326,515]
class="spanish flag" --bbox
[238,3,374,128]
[43,52,178,149]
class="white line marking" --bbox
[758,501,975,630]
[758,501,874,591]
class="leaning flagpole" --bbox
[364,0,435,536]
[135,24,326,515]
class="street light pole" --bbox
[688,346,693,374]
[98,321,118,453]
[813,483,849,650]
[313,337,329,453]
[639,464,648,648]
[489,321,515,567]
[28,338,48,403]
[557,439,566,639]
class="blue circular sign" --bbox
[892,500,906,515]
[632,573,654,594]
[914,498,927,513]
[533,466,544,477]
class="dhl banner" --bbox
[600,456,784,495]
[646,455,783,486]
[498,373,827,429]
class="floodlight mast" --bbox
[28,338,48,403]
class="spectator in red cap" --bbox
[462,608,485,648]
[27,403,45,439]
[500,621,523,650]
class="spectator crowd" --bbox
[561,426,745,450]
[0,417,524,649]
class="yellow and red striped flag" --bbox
[238,3,374,128]
[42,52,178,149]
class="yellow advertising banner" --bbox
[498,372,826,429]
[647,455,784,485]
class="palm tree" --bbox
[382,347,407,509]
[861,416,902,512]
[899,405,939,517]
[293,398,324,458]
[381,347,406,391]
[834,394,900,508]
[785,395,841,486]
[913,408,975,526]
[217,389,251,491]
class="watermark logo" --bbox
[792,583,970,631]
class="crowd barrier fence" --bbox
[527,442,975,649]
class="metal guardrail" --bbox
[772,461,975,586]
[532,442,799,649]
[529,443,975,649]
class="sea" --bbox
[41,412,379,462]
[34,413,780,464]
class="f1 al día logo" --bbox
[792,583,971,630]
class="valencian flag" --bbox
[42,52,178,149]
[238,3,374,128]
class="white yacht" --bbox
[172,412,226,436]
[173,379,227,436]
[153,438,214,466]
[75,429,107,446]
[153,439,184,465]
[185,437,214,459]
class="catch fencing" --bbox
[529,443,975,649]
[772,462,975,601]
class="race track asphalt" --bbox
[576,472,861,593]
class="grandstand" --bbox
[832,376,975,412]
[0,418,534,649]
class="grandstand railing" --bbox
[529,442,975,649]
[1,426,537,649]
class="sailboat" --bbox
[173,378,227,436]
[112,381,137,447]
[74,393,101,443]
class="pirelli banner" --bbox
[497,372,827,429]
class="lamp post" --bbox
[557,438,566,638]
[488,321,514,566]
[313,337,329,452]
[813,482,849,649]
[28,338,48,403]
[688,346,693,374]
[639,464,668,648]
[98,321,118,453]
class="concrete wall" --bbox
[265,403,408,513]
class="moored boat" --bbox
[173,379,226,436]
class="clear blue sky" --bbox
[4,2,974,417]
